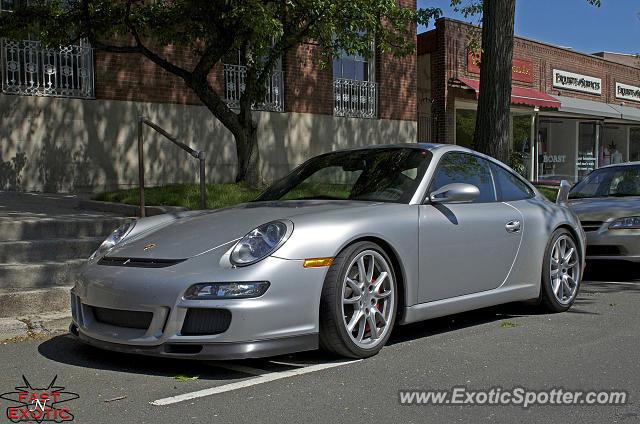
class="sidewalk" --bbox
[0,191,132,341]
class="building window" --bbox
[630,127,640,162]
[0,0,19,13]
[223,53,284,112]
[1,4,95,99]
[333,46,377,119]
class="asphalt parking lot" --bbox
[0,264,638,423]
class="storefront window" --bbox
[455,109,475,149]
[512,115,532,178]
[601,125,628,167]
[577,122,598,181]
[455,108,532,177]
[630,127,640,162]
[537,119,576,182]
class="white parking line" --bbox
[583,280,640,285]
[150,359,361,406]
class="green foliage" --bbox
[536,186,559,202]
[93,183,265,210]
[501,321,520,328]
[0,1,441,96]
[173,375,199,381]
[0,1,441,186]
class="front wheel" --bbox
[540,229,581,312]
[319,242,397,358]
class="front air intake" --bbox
[181,308,231,335]
[92,306,153,330]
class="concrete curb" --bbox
[78,199,188,217]
[0,312,71,342]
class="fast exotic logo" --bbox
[0,376,79,423]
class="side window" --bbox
[430,153,496,203]
[490,163,534,201]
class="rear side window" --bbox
[430,153,496,203]
[490,163,534,201]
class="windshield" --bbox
[569,165,640,199]
[256,147,433,203]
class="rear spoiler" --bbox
[556,180,571,205]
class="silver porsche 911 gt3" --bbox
[70,143,586,359]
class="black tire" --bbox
[539,228,581,312]
[319,241,398,358]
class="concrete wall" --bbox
[0,95,416,193]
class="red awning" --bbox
[457,78,561,109]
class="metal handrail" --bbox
[137,116,206,217]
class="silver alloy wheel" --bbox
[550,235,580,305]
[341,250,395,349]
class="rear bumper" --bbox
[70,322,318,360]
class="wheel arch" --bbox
[552,223,585,280]
[339,236,408,324]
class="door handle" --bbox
[505,220,521,233]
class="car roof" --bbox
[328,143,474,154]
[597,161,640,169]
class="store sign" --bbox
[577,155,597,172]
[468,53,534,83]
[542,154,566,163]
[553,69,601,95]
[616,82,640,103]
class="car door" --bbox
[418,152,523,303]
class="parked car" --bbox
[70,144,585,360]
[568,162,640,263]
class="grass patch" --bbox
[536,186,559,202]
[93,183,264,210]
[501,322,521,328]
[173,375,199,381]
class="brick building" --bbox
[0,2,417,192]
[418,18,640,183]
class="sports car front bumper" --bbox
[70,252,329,359]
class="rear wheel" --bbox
[319,242,397,358]
[540,229,581,312]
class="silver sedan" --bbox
[568,162,640,263]
[71,144,585,360]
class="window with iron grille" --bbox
[333,45,378,119]
[0,4,95,99]
[223,50,284,112]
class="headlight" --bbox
[608,217,640,230]
[230,220,292,266]
[184,282,270,299]
[88,221,136,262]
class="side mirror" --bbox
[429,183,480,204]
[556,180,571,205]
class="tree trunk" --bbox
[234,104,262,187]
[186,76,262,187]
[472,0,515,165]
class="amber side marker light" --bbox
[303,257,334,268]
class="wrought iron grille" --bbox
[224,64,284,112]
[418,113,434,142]
[333,78,378,119]
[1,38,95,99]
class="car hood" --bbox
[567,196,640,221]
[106,200,381,259]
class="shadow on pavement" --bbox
[583,260,639,282]
[37,334,338,378]
[388,302,543,346]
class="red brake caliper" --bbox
[364,279,380,334]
